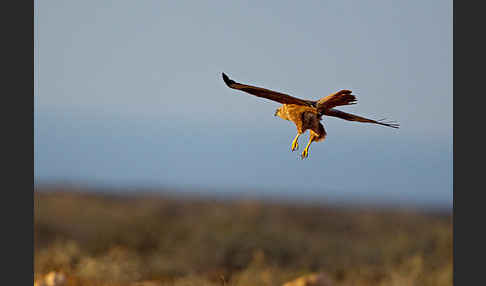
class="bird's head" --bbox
[274,106,288,120]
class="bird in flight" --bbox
[222,73,399,159]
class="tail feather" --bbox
[313,123,327,142]
[316,90,357,113]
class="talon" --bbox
[291,140,299,152]
[291,134,301,152]
[301,149,309,159]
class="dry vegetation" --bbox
[34,186,452,286]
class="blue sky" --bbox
[35,0,452,207]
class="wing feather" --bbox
[324,108,399,128]
[222,73,314,106]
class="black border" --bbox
[453,1,483,285]
[2,0,34,285]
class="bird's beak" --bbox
[274,110,278,117]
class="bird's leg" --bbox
[301,138,313,159]
[291,133,300,151]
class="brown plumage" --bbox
[222,73,399,159]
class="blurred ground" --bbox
[34,186,452,286]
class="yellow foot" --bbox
[301,148,309,159]
[291,140,299,151]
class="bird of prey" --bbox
[222,72,399,159]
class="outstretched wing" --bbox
[324,108,400,128]
[316,90,357,113]
[222,73,314,106]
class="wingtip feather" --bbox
[377,119,400,129]
[222,72,234,87]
